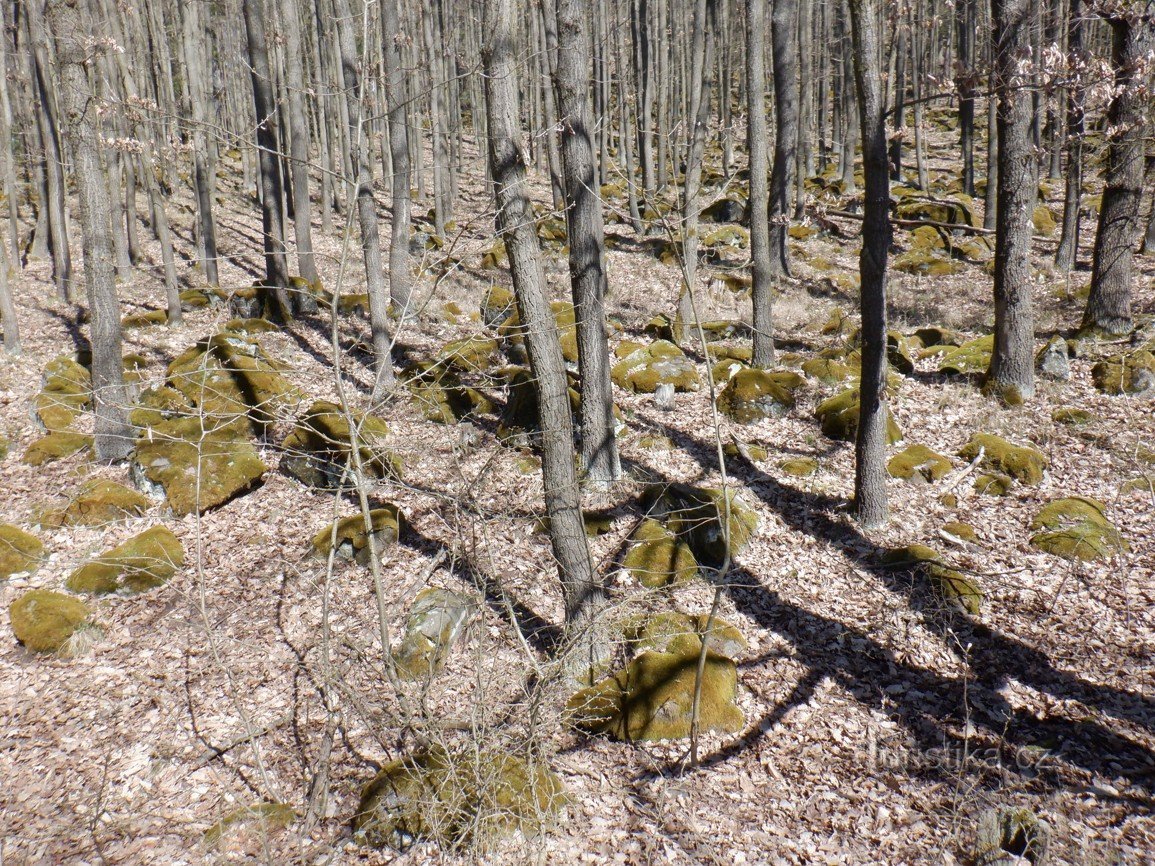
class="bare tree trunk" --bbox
[1083,5,1152,335]
[748,0,774,366]
[957,0,977,194]
[0,240,18,353]
[552,0,621,486]
[888,16,905,180]
[632,0,655,201]
[987,0,1037,400]
[1054,0,1084,271]
[243,0,294,320]
[382,0,414,321]
[49,0,132,459]
[768,0,798,276]
[0,23,22,264]
[280,0,319,287]
[848,0,890,529]
[483,0,605,680]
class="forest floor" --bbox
[1,121,1153,865]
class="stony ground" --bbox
[1,124,1153,865]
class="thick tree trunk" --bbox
[1083,7,1152,335]
[50,0,132,460]
[1054,0,1084,272]
[768,0,798,277]
[381,0,414,321]
[848,0,890,529]
[553,0,621,485]
[747,0,774,366]
[242,0,293,320]
[987,0,1037,400]
[483,0,604,680]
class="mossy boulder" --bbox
[565,649,744,741]
[498,301,580,364]
[37,479,151,527]
[657,483,758,570]
[35,355,91,432]
[895,194,975,226]
[311,506,405,565]
[179,288,212,311]
[939,335,994,375]
[122,309,168,329]
[1029,496,1126,562]
[1036,335,1072,381]
[133,417,267,515]
[801,356,854,384]
[203,803,296,849]
[974,473,1014,496]
[354,745,565,851]
[1091,349,1155,396]
[621,519,699,587]
[611,340,700,393]
[129,386,193,429]
[9,589,93,653]
[958,433,1047,485]
[700,197,746,223]
[814,389,903,444]
[0,525,44,578]
[702,225,750,250]
[67,526,184,595]
[392,587,475,680]
[624,611,747,660]
[716,368,800,423]
[22,431,92,466]
[402,362,488,424]
[913,326,964,349]
[887,332,916,375]
[892,249,964,276]
[887,444,952,483]
[1121,474,1155,494]
[437,336,500,373]
[1052,407,1093,425]
[1032,205,1057,236]
[496,367,583,443]
[281,401,401,489]
[779,457,819,477]
[881,544,982,615]
[941,521,979,544]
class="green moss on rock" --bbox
[38,479,151,527]
[437,336,499,373]
[281,401,401,489]
[311,506,405,564]
[35,355,90,432]
[22,431,92,466]
[624,611,747,660]
[958,432,1047,485]
[1091,349,1155,395]
[801,356,853,384]
[1029,496,1126,562]
[941,521,978,544]
[716,368,800,423]
[9,589,92,653]
[1052,407,1093,425]
[611,340,700,393]
[203,803,297,848]
[887,444,952,482]
[392,587,475,681]
[658,483,758,570]
[67,526,184,595]
[974,473,1014,496]
[881,544,983,615]
[939,334,994,375]
[0,525,45,579]
[621,519,699,587]
[814,389,903,443]
[129,386,193,429]
[779,457,819,477]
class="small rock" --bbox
[1036,335,1071,381]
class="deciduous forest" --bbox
[0,0,1152,861]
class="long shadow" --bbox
[43,306,91,356]
[638,418,1155,793]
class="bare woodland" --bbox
[0,0,1153,862]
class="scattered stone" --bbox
[656,483,758,570]
[881,544,982,615]
[958,433,1048,485]
[938,334,994,375]
[9,589,93,653]
[973,807,1051,865]
[974,473,1014,496]
[392,587,476,680]
[887,444,952,483]
[1051,407,1093,425]
[621,519,698,587]
[281,401,401,489]
[134,417,267,515]
[21,431,92,466]
[1029,496,1126,562]
[716,368,801,423]
[814,388,903,444]
[941,521,979,544]
[67,526,184,595]
[354,745,565,851]
[611,340,700,394]
[1036,335,1072,381]
[37,479,151,527]
[34,355,90,432]
[203,803,297,849]
[1091,349,1155,396]
[800,356,853,384]
[0,525,44,579]
[311,506,405,565]
[779,457,819,477]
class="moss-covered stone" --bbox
[723,441,768,462]
[0,525,44,579]
[1032,204,1057,236]
[892,249,965,276]
[887,444,952,482]
[437,336,500,373]
[38,479,151,527]
[801,356,854,384]
[22,431,92,466]
[700,197,746,223]
[1121,474,1155,494]
[311,506,405,565]
[35,355,91,432]
[819,308,854,336]
[133,417,267,515]
[1029,496,1126,562]
[779,457,819,477]
[881,544,983,615]
[203,803,296,849]
[392,587,475,680]
[622,519,699,587]
[179,288,212,311]
[941,521,979,544]
[222,317,280,334]
[814,388,903,443]
[122,309,168,329]
[354,745,565,850]
[657,483,758,570]
[974,473,1014,496]
[701,225,750,249]
[281,401,401,489]
[565,649,744,741]
[1052,407,1093,426]
[611,340,700,393]
[895,194,975,226]
[67,526,184,595]
[973,807,1051,866]
[887,331,916,375]
[1091,349,1155,395]
[716,368,800,423]
[958,432,1048,485]
[9,589,92,653]
[497,301,580,364]
[913,326,964,349]
[624,611,747,660]
[402,362,487,424]
[939,335,994,375]
[129,386,193,429]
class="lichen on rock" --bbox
[67,525,184,595]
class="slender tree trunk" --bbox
[888,18,906,180]
[957,0,976,194]
[987,0,1037,400]
[848,0,890,529]
[334,0,395,395]
[632,0,655,201]
[1083,6,1152,335]
[748,0,774,366]
[552,0,620,485]
[795,0,814,215]
[768,0,798,276]
[483,0,605,680]
[49,0,132,459]
[0,240,18,353]
[280,0,320,287]
[0,24,21,264]
[382,0,414,321]
[1054,0,1084,271]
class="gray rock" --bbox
[1036,335,1071,381]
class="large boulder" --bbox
[611,340,700,394]
[9,589,93,653]
[37,480,151,527]
[881,544,983,615]
[716,368,801,423]
[1029,497,1126,562]
[887,444,952,483]
[938,334,994,375]
[133,417,266,515]
[814,388,903,444]
[1091,349,1155,396]
[22,431,92,466]
[621,519,699,588]
[311,506,405,565]
[655,484,758,571]
[281,401,401,489]
[958,433,1047,485]
[34,355,90,432]
[66,526,184,595]
[0,525,44,579]
[392,587,476,681]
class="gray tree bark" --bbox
[768,0,798,276]
[747,0,774,366]
[1054,0,1085,272]
[381,0,414,321]
[279,0,320,287]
